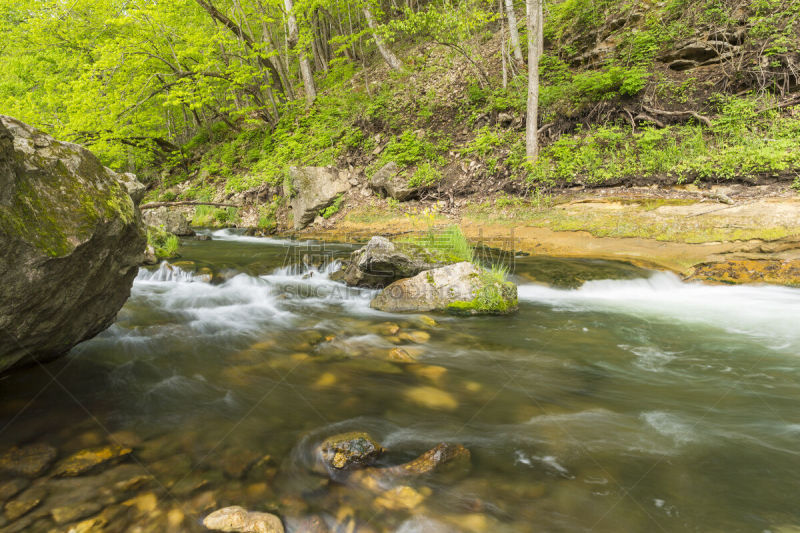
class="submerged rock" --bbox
[53,444,132,477]
[370,262,518,314]
[317,432,384,471]
[404,386,459,411]
[142,206,195,236]
[0,443,57,477]
[203,506,284,533]
[334,236,441,288]
[284,166,350,230]
[0,115,146,373]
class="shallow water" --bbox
[2,230,800,532]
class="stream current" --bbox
[2,230,800,532]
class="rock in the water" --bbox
[374,485,427,511]
[142,206,195,235]
[0,115,146,373]
[203,506,284,533]
[368,162,419,201]
[0,479,29,504]
[370,262,518,314]
[53,445,132,477]
[284,166,350,230]
[0,443,57,477]
[404,386,459,410]
[51,502,102,524]
[335,236,441,288]
[316,432,384,471]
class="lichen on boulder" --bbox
[0,115,146,372]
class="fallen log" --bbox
[140,201,240,210]
[642,105,713,128]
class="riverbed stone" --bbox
[203,506,284,533]
[0,443,57,477]
[0,115,146,373]
[404,386,459,410]
[51,501,103,524]
[0,479,29,504]
[4,488,45,521]
[374,485,428,511]
[284,166,350,230]
[53,445,132,477]
[398,330,431,343]
[370,262,518,314]
[317,432,384,471]
[334,236,443,288]
[387,348,418,363]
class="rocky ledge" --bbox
[0,115,146,372]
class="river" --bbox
[1,230,800,532]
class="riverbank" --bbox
[293,183,800,286]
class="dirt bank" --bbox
[296,185,800,286]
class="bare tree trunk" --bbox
[283,0,317,104]
[363,6,402,70]
[525,0,542,161]
[504,0,524,62]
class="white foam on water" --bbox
[620,344,679,372]
[132,265,294,336]
[518,272,800,348]
[207,228,310,246]
[641,410,697,446]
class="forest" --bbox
[2,0,798,212]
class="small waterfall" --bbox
[136,261,204,283]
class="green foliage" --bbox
[447,264,516,315]
[257,197,280,231]
[192,205,239,227]
[320,194,345,219]
[526,96,800,185]
[147,226,179,259]
[408,163,442,188]
[401,224,474,264]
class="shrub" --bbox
[320,194,345,219]
[147,226,179,259]
[408,162,442,188]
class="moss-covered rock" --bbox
[370,262,518,315]
[0,115,146,372]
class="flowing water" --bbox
[2,230,800,532]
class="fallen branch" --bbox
[642,105,713,128]
[140,201,240,210]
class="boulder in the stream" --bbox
[142,206,195,236]
[316,432,384,472]
[370,262,518,314]
[203,506,285,533]
[284,166,350,230]
[368,161,420,201]
[331,236,443,288]
[0,115,146,373]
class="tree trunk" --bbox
[504,0,524,62]
[283,0,317,104]
[363,7,402,70]
[525,0,542,161]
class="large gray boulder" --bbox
[370,262,518,315]
[0,115,146,373]
[284,166,350,230]
[368,161,419,201]
[142,206,194,236]
[332,236,441,288]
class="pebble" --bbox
[374,485,427,511]
[404,386,459,410]
[203,505,285,533]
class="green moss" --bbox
[0,147,135,257]
[147,225,179,258]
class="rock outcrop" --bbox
[331,236,442,288]
[284,166,350,230]
[0,115,146,373]
[368,161,419,201]
[370,262,518,314]
[142,206,194,236]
